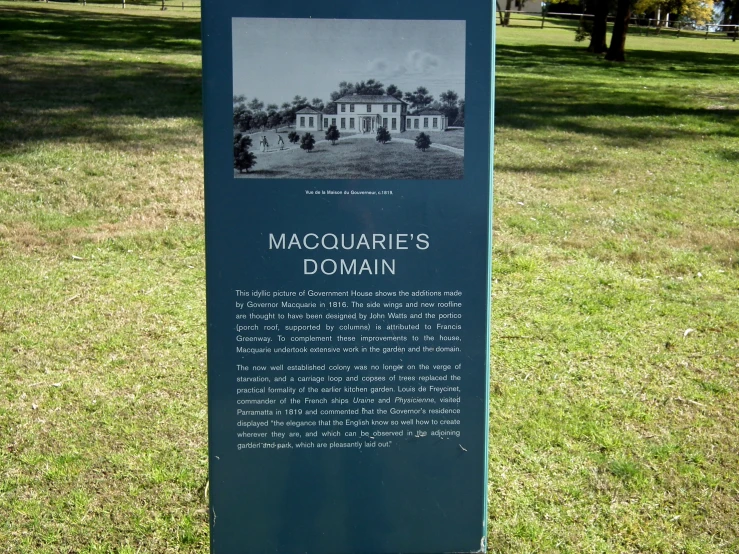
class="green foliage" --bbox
[300,132,316,152]
[287,130,299,143]
[635,0,716,25]
[324,124,340,145]
[414,132,432,151]
[375,126,391,144]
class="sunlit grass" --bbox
[490,25,739,554]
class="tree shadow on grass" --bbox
[0,7,201,55]
[0,58,202,149]
[497,44,739,79]
[717,149,739,162]
[496,160,610,175]
[495,44,739,144]
[0,8,202,150]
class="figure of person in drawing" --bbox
[260,135,269,152]
[277,134,285,150]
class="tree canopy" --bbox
[635,0,715,25]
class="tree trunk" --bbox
[587,0,609,53]
[503,0,513,26]
[605,0,630,62]
[496,1,505,25]
[730,2,739,40]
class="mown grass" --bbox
[0,3,737,553]
[5,0,202,11]
[490,26,739,553]
[0,4,208,552]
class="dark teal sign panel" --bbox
[203,1,494,552]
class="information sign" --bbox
[202,0,494,551]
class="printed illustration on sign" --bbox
[232,18,466,180]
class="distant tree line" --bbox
[233,79,465,133]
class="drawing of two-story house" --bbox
[295,94,448,134]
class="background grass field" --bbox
[1,3,738,553]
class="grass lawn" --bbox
[491,26,739,553]
[236,135,463,179]
[1,3,738,553]
[0,4,208,552]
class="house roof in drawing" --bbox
[414,109,444,116]
[296,106,323,114]
[334,94,407,104]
